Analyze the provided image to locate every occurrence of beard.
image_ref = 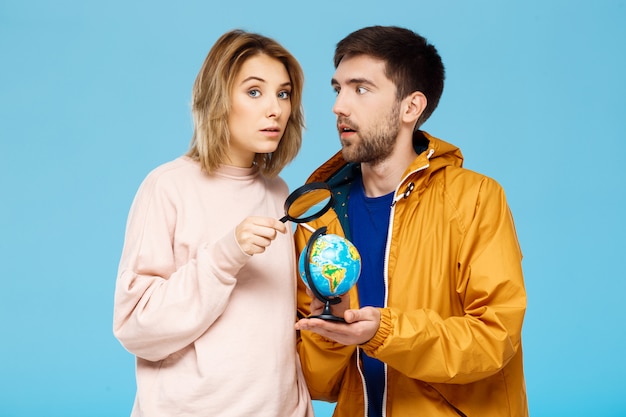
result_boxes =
[339,102,400,165]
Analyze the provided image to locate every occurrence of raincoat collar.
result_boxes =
[306,130,464,192]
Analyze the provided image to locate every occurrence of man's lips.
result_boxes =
[338,123,356,139]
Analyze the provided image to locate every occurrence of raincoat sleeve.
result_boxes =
[113,171,248,362]
[361,177,526,384]
[294,224,357,401]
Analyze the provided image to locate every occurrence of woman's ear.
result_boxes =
[402,91,427,125]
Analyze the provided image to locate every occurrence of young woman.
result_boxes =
[113,30,313,417]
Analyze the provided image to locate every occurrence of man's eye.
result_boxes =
[356,86,367,94]
[248,89,261,98]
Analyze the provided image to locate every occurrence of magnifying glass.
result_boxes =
[279,182,334,231]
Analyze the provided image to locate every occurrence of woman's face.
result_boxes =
[226,54,292,168]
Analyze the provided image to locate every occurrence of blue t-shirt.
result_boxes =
[348,177,393,417]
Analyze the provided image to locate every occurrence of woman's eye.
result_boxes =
[248,89,261,98]
[278,90,291,100]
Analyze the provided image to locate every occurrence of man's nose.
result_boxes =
[332,92,349,117]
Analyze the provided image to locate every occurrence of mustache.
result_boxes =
[337,117,358,131]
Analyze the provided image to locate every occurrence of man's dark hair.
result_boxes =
[334,26,445,127]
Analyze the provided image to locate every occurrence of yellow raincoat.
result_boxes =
[295,132,528,416]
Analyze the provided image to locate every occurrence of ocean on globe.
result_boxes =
[298,233,361,298]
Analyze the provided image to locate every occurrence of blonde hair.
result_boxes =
[186,30,305,177]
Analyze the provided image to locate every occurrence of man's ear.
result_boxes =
[402,92,427,125]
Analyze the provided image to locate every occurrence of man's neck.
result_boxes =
[360,132,418,198]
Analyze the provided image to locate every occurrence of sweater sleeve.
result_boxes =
[361,177,526,384]
[113,170,249,362]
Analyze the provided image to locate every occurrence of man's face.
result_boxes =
[331,55,400,164]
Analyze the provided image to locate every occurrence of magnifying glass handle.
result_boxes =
[300,223,316,233]
[279,215,316,233]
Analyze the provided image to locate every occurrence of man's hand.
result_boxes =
[307,287,351,318]
[295,306,381,346]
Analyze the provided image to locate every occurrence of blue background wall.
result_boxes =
[1,1,625,416]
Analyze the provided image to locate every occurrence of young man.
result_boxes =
[295,26,528,417]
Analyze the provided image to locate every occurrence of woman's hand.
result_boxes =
[235,216,287,255]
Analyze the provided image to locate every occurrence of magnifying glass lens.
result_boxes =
[287,189,331,220]
[281,182,334,224]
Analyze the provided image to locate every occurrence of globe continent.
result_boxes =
[298,233,361,298]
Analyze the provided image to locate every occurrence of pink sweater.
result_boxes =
[113,157,312,416]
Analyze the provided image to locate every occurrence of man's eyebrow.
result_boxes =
[331,77,377,87]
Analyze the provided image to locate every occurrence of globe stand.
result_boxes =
[313,297,345,322]
[303,226,346,323]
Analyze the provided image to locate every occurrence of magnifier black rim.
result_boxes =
[284,182,334,224]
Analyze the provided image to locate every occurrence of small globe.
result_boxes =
[298,233,361,298]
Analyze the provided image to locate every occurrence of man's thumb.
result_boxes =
[344,309,358,323]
